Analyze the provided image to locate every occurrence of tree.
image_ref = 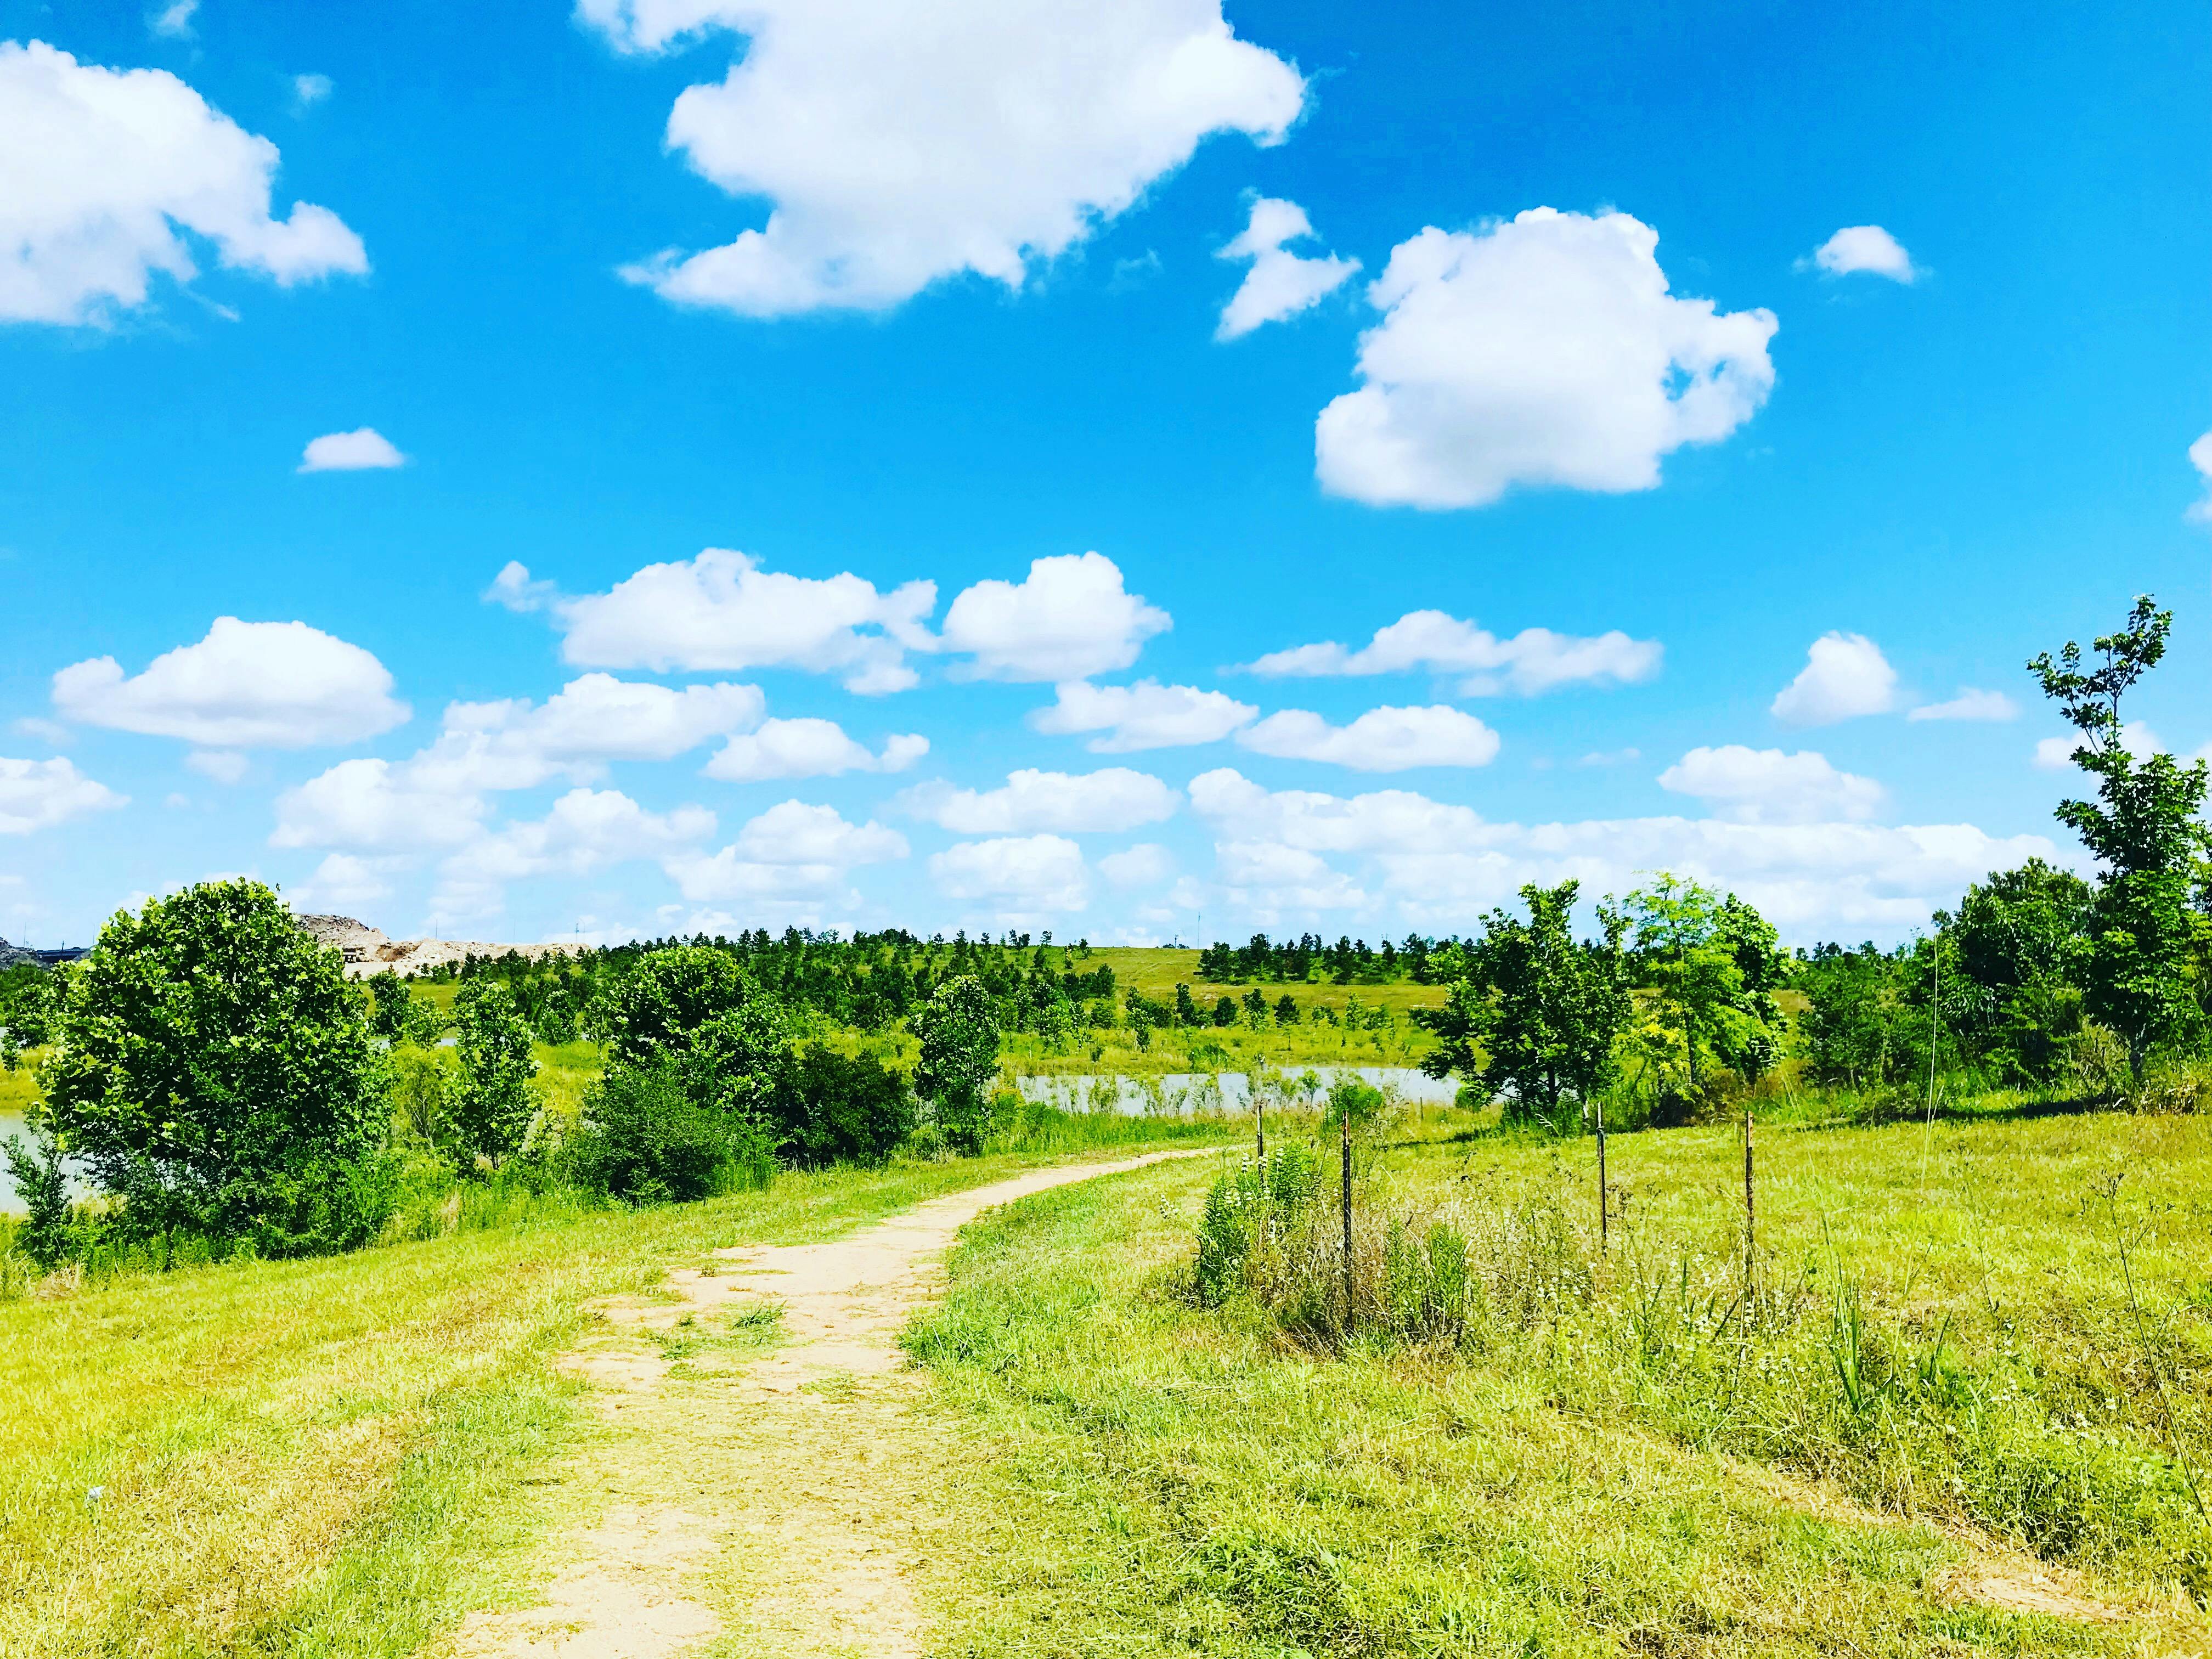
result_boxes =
[595,946,748,1066]
[789,1046,916,1169]
[449,978,539,1167]
[1941,858,2094,1082]
[1274,994,1301,1026]
[1414,881,1632,1130]
[2029,595,2211,1083]
[1174,983,1200,1027]
[365,970,413,1043]
[37,881,393,1254]
[915,975,1001,1154]
[1212,995,1239,1027]
[1621,874,1786,1109]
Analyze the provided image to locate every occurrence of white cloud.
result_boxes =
[703,718,926,782]
[292,74,334,111]
[0,41,368,326]
[291,852,400,912]
[664,800,907,903]
[1187,767,2062,936]
[930,834,1089,912]
[1099,842,1174,888]
[273,757,488,851]
[1804,224,1917,283]
[582,0,1304,317]
[1244,609,1662,696]
[1770,632,1899,725]
[435,788,716,924]
[1236,704,1500,771]
[2034,722,2167,770]
[1215,196,1357,340]
[298,427,403,472]
[941,552,1169,682]
[2033,736,2075,771]
[496,550,936,694]
[2187,431,2212,526]
[901,767,1178,834]
[11,717,70,747]
[1029,679,1255,752]
[186,748,249,784]
[1909,689,2018,723]
[0,755,128,834]
[1657,745,1884,826]
[1314,209,1776,509]
[149,1,198,40]
[54,618,409,748]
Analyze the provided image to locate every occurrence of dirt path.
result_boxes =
[440,1151,1210,1659]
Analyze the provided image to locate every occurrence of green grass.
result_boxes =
[904,1103,2212,1656]
[0,1153,1170,1658]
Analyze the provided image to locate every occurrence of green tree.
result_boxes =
[449,978,539,1166]
[364,970,413,1043]
[37,881,393,1254]
[1622,874,1786,1107]
[789,1046,916,1169]
[1940,858,2094,1082]
[1414,881,1632,1130]
[2029,596,2211,1084]
[1174,983,1200,1026]
[595,946,748,1066]
[1212,994,1239,1028]
[1273,993,1301,1026]
[915,975,1001,1154]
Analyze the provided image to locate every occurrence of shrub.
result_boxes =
[449,978,539,1167]
[788,1045,915,1169]
[567,1057,775,1204]
[37,881,390,1253]
[595,946,749,1066]
[1,1130,75,1271]
[915,975,1002,1154]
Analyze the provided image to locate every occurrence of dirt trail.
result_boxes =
[442,1151,1209,1659]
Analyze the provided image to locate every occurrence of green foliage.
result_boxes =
[915,974,1002,1154]
[594,944,750,1065]
[787,1045,915,1169]
[1622,873,1786,1114]
[388,1043,458,1146]
[1415,879,1631,1130]
[1,1131,74,1270]
[448,979,539,1168]
[566,1056,774,1203]
[2031,595,2212,1081]
[1192,1146,1323,1306]
[0,963,55,1048]
[36,881,393,1254]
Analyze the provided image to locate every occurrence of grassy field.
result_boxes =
[904,1103,2212,1656]
[0,1150,1251,1659]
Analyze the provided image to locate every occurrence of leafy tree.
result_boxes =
[1273,994,1301,1026]
[0,963,56,1053]
[1622,874,1786,1107]
[1240,987,1270,1028]
[1940,858,2094,1082]
[2029,595,2211,1082]
[1174,983,1200,1027]
[1796,948,1901,1088]
[915,975,1002,1154]
[365,970,413,1043]
[1212,995,1239,1028]
[37,881,393,1254]
[1,1132,75,1270]
[1414,881,1632,1130]
[595,946,748,1066]
[567,1057,774,1203]
[448,978,539,1166]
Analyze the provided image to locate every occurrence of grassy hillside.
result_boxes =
[907,1103,2212,1655]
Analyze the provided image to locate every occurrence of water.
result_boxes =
[0,1113,22,1213]
[1010,1065,1455,1116]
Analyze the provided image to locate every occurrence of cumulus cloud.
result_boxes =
[0,41,368,326]
[664,800,907,903]
[1656,745,1884,825]
[291,74,333,110]
[1099,842,1175,888]
[1770,632,1900,725]
[273,757,488,850]
[54,618,409,748]
[703,718,927,782]
[1314,208,1776,509]
[930,834,1090,912]
[1804,224,1917,283]
[1187,766,2059,935]
[581,0,1304,317]
[1215,196,1357,340]
[1909,689,2018,723]
[298,428,403,472]
[494,549,937,694]
[0,755,128,834]
[291,852,401,912]
[149,1,198,39]
[901,767,1178,834]
[941,552,1169,682]
[1029,679,1255,752]
[186,749,250,784]
[2187,432,2212,526]
[1236,704,1500,771]
[435,789,716,924]
[1244,608,1661,696]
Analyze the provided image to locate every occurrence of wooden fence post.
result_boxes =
[1742,1107,1756,1300]
[1340,1099,1353,1323]
[1596,1094,1608,1256]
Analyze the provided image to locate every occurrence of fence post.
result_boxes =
[1596,1094,1608,1256]
[1742,1107,1756,1300]
[1340,1098,1353,1323]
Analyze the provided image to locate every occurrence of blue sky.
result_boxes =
[2,0,2207,950]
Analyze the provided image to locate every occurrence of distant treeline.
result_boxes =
[1196,934,1449,985]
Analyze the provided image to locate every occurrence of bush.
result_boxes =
[37,881,390,1253]
[788,1046,915,1169]
[567,1057,775,1204]
[1,1130,75,1271]
[449,978,539,1167]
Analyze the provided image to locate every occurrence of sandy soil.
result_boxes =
[440,1151,1209,1659]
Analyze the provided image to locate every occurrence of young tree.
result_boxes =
[1621,874,1786,1106]
[449,978,539,1166]
[1414,881,1632,1130]
[595,946,748,1065]
[2029,595,2211,1083]
[37,881,392,1253]
[1940,858,2094,1081]
[365,970,413,1043]
[915,975,1002,1154]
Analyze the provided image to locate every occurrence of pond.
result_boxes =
[1010,1065,1457,1116]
